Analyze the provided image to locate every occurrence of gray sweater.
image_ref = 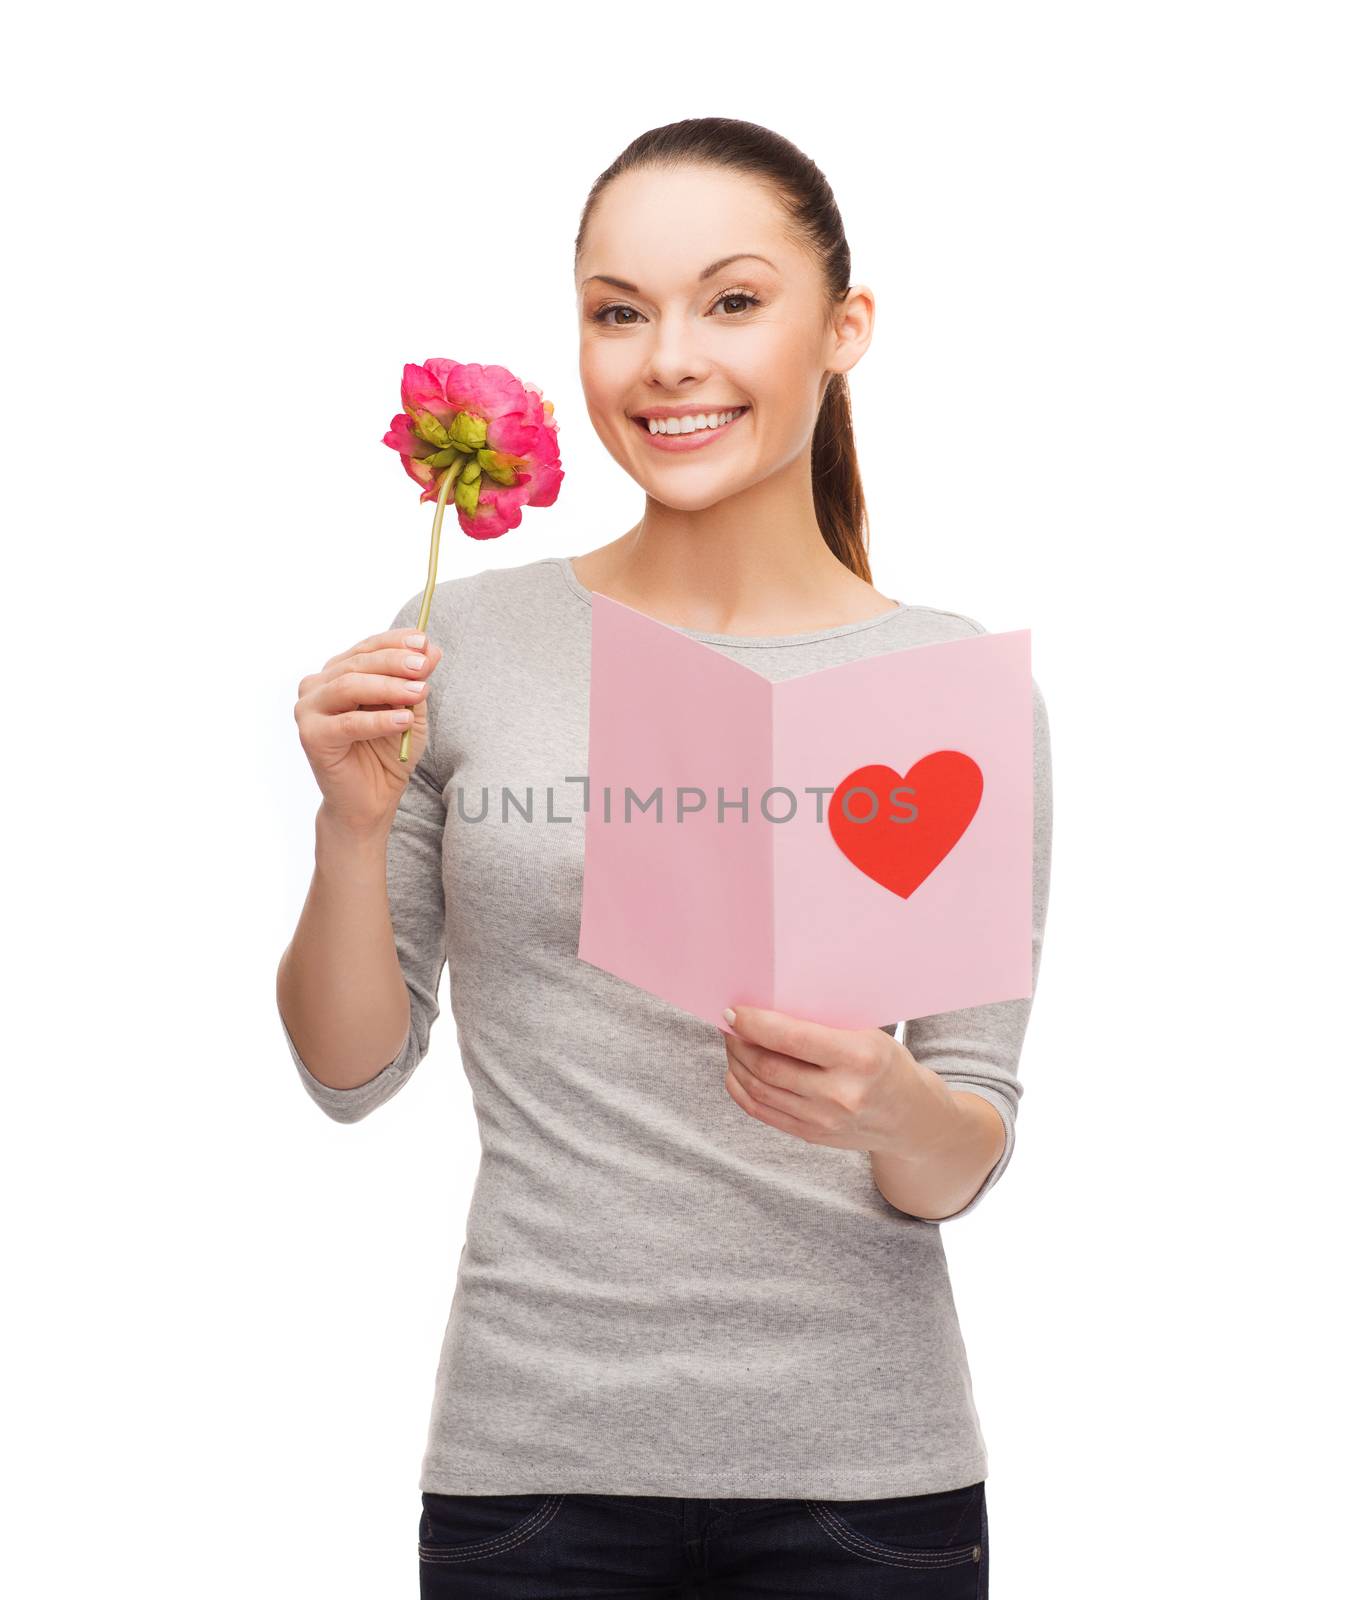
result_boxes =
[279,555,1053,1498]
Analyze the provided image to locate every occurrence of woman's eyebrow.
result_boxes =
[580,253,777,294]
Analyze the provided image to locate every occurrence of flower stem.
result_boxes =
[399,458,461,764]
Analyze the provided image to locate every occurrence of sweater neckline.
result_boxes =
[551,556,910,649]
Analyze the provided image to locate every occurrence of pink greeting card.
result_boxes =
[577,593,1034,1032]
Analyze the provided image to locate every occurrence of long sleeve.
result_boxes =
[900,670,1054,1220]
[279,589,453,1124]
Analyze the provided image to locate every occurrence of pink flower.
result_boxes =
[381,359,564,763]
[383,358,563,540]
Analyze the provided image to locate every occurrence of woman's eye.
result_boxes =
[590,290,761,326]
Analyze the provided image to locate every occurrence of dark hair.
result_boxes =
[574,117,871,583]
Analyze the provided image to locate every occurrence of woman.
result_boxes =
[277,116,1052,1599]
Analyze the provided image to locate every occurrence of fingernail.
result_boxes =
[405,633,427,648]
[722,1007,736,1025]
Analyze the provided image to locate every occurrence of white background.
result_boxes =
[4,3,1363,1594]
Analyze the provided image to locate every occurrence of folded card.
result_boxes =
[577,593,1035,1033]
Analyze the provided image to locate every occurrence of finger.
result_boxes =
[725,1045,821,1117]
[320,641,443,687]
[300,703,420,750]
[307,669,432,715]
[321,626,439,673]
[724,1034,823,1100]
[726,1004,864,1072]
[300,639,442,701]
[724,1064,823,1141]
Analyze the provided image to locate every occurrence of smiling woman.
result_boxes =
[571,141,885,620]
[278,115,1047,1600]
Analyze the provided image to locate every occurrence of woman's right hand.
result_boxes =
[293,625,445,836]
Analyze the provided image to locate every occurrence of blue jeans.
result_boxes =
[418,1482,988,1597]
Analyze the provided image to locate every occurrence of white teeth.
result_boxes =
[645,409,744,435]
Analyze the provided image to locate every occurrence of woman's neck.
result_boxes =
[569,519,898,639]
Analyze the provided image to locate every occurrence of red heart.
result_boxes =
[828,751,983,899]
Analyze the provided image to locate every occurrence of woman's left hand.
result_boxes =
[720,1003,956,1156]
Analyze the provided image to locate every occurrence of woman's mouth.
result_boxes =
[631,406,750,453]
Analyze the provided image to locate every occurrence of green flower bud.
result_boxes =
[423,447,458,472]
[450,410,489,451]
[455,473,482,513]
[413,411,452,449]
[477,448,520,487]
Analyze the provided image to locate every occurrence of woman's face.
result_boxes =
[577,165,863,511]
